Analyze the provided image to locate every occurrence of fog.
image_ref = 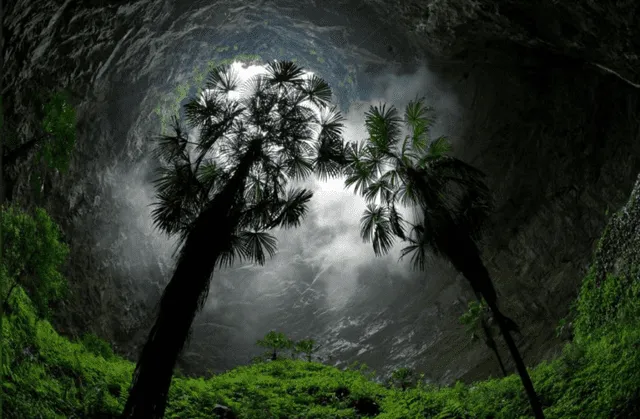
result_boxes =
[107,58,464,370]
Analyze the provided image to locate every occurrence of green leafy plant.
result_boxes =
[460,299,508,377]
[80,333,114,360]
[294,338,321,362]
[388,367,416,391]
[39,90,77,173]
[257,331,295,361]
[0,206,68,318]
[3,90,77,202]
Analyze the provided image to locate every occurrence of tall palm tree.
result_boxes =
[344,99,545,418]
[121,61,346,418]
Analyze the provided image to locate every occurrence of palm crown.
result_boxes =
[344,98,492,269]
[345,99,545,418]
[151,61,346,266]
[122,61,347,418]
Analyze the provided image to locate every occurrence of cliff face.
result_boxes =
[4,0,640,382]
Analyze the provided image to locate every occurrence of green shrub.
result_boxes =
[80,332,114,360]
[0,206,69,318]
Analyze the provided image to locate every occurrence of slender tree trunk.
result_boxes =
[122,146,259,419]
[481,318,508,377]
[488,300,545,418]
[446,232,545,418]
[471,291,508,378]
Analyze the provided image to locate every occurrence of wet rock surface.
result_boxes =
[4,0,640,383]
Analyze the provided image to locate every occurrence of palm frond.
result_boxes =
[152,116,190,164]
[428,135,452,158]
[217,233,246,269]
[404,98,433,151]
[389,204,406,240]
[283,153,314,180]
[150,189,195,237]
[206,64,240,95]
[196,101,244,157]
[238,230,278,265]
[399,224,432,271]
[195,158,227,197]
[312,141,344,180]
[363,178,392,203]
[359,204,395,256]
[365,104,402,151]
[240,74,273,99]
[301,74,332,107]
[316,105,345,141]
[184,93,223,128]
[343,141,379,196]
[268,187,313,229]
[265,60,305,87]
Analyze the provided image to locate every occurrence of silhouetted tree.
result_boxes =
[256,331,294,361]
[122,61,346,418]
[389,367,416,391]
[293,338,320,362]
[345,98,545,418]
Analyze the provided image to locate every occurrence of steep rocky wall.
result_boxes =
[592,174,640,281]
[4,0,640,384]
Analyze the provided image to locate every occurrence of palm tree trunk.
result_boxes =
[121,146,259,418]
[445,232,545,418]
[487,300,545,418]
[471,290,508,378]
[481,318,508,377]
[121,201,234,418]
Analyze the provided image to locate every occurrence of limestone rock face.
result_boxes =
[4,0,640,382]
[592,174,640,281]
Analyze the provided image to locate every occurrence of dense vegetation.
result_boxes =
[1,205,640,418]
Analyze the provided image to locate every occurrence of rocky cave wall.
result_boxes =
[4,0,640,383]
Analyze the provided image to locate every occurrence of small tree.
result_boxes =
[389,367,416,391]
[460,299,508,377]
[256,331,294,361]
[346,99,544,418]
[2,90,77,201]
[293,338,321,362]
[0,206,69,317]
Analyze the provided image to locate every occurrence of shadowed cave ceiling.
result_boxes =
[4,0,640,383]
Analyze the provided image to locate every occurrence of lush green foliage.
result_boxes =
[256,331,294,361]
[293,338,320,362]
[0,206,69,318]
[39,91,77,173]
[388,367,418,391]
[3,277,640,418]
[3,207,640,418]
[459,300,487,340]
[80,332,115,360]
